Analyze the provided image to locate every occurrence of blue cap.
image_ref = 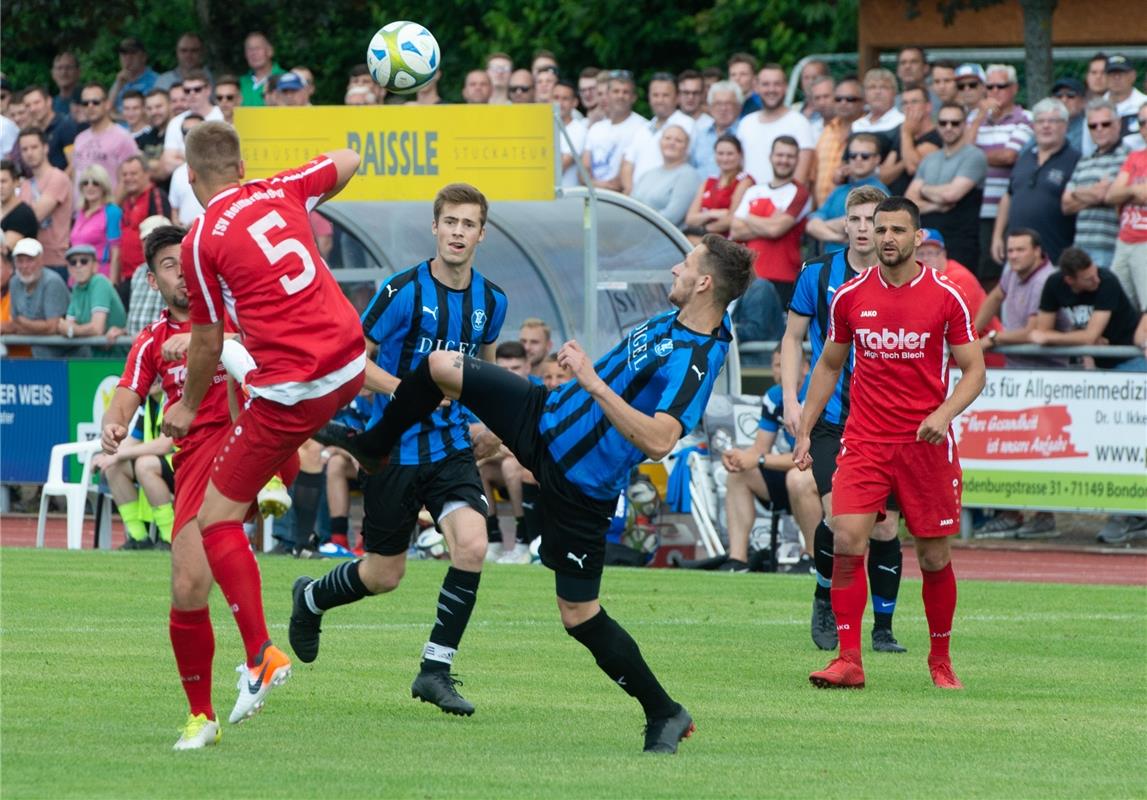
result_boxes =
[954,63,986,84]
[919,228,945,248]
[277,71,306,92]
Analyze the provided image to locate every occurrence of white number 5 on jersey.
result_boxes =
[247,210,316,295]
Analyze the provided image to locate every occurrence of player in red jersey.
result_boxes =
[160,122,366,724]
[100,225,299,749]
[793,196,986,690]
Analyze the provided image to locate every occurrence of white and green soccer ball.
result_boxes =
[366,21,441,94]
[415,529,449,559]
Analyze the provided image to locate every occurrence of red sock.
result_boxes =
[170,606,215,720]
[331,533,349,549]
[200,521,269,666]
[921,561,957,664]
[830,554,867,663]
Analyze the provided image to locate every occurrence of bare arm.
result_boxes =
[780,312,812,437]
[619,159,635,195]
[917,341,985,444]
[879,149,906,187]
[743,212,799,239]
[794,149,814,186]
[318,149,362,205]
[921,176,977,205]
[905,177,948,215]
[1106,169,1137,206]
[986,148,1018,168]
[13,315,63,334]
[559,340,681,460]
[792,339,849,469]
[99,386,143,455]
[1031,309,1112,345]
[991,192,1011,264]
[67,310,109,337]
[974,286,1005,333]
[806,215,846,243]
[683,181,710,227]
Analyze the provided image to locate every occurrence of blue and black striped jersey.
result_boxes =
[788,249,860,427]
[539,309,732,501]
[361,260,508,465]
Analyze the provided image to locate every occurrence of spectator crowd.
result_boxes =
[2,36,1146,545]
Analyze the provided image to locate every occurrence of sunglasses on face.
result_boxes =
[847,152,876,160]
[216,93,237,101]
[183,84,207,94]
[1088,120,1114,130]
[509,86,531,93]
[956,82,980,90]
[80,98,104,106]
[937,119,964,127]
[79,179,101,187]
[67,257,93,266]
[834,95,861,102]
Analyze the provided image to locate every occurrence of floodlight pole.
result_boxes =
[554,110,599,358]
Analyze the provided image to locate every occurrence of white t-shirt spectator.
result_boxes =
[584,112,647,183]
[560,117,589,188]
[168,163,204,225]
[624,111,696,188]
[851,107,906,134]
[737,109,815,185]
[163,106,225,155]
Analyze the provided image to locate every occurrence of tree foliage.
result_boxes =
[1,0,857,105]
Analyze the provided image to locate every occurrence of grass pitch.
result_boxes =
[1,549,1144,799]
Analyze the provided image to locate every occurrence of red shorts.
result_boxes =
[831,434,962,538]
[210,375,363,505]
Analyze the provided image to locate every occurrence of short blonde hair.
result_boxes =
[520,317,551,341]
[185,121,242,182]
[78,163,112,206]
[863,68,897,90]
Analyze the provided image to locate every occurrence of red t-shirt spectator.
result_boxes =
[119,183,171,281]
[732,180,812,283]
[940,258,1005,367]
[1117,150,1147,244]
[699,172,752,213]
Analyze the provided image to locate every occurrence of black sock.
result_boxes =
[310,559,372,611]
[357,358,444,456]
[522,483,542,542]
[330,516,349,537]
[566,608,678,720]
[813,520,834,601]
[486,514,502,544]
[867,537,902,631]
[291,471,324,548]
[421,567,481,672]
[514,516,528,545]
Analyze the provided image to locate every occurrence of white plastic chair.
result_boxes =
[687,450,726,558]
[36,439,107,550]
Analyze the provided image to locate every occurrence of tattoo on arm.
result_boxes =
[453,354,465,369]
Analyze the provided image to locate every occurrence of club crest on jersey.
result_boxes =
[654,338,674,357]
[471,309,487,332]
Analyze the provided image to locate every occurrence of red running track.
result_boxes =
[5,515,1145,586]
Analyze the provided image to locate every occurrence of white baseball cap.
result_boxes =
[12,238,43,258]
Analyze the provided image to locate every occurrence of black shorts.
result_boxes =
[810,420,899,513]
[810,420,845,497]
[160,458,175,494]
[459,358,617,580]
[361,449,488,557]
[759,466,791,512]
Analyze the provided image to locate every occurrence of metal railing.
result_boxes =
[736,340,1144,362]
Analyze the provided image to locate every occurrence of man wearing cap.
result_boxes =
[969,64,1033,285]
[277,72,311,107]
[954,63,987,117]
[110,37,159,113]
[1049,77,1087,153]
[1063,98,1130,268]
[56,244,127,356]
[5,237,70,357]
[1103,54,1146,152]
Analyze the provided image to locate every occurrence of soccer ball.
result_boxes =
[366,21,441,94]
[415,529,449,559]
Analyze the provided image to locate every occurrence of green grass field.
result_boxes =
[1,549,1144,799]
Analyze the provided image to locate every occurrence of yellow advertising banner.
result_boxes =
[233,104,557,202]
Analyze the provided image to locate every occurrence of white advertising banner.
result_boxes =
[951,369,1147,513]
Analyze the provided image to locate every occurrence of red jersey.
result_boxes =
[828,263,977,443]
[118,310,232,450]
[184,156,365,406]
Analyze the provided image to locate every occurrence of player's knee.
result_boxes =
[358,555,404,593]
[916,540,950,572]
[171,564,212,607]
[872,516,900,541]
[135,454,161,477]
